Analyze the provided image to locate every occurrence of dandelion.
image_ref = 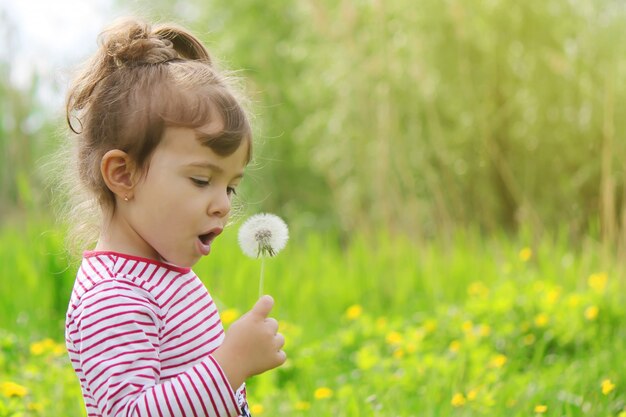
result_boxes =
[294,401,311,410]
[393,348,405,359]
[490,354,507,368]
[519,247,532,262]
[238,213,289,296]
[0,381,28,398]
[545,288,561,305]
[423,319,437,333]
[468,281,489,297]
[220,308,240,326]
[534,404,548,413]
[345,304,363,320]
[449,340,462,353]
[462,320,473,333]
[534,313,549,328]
[30,338,57,356]
[385,331,403,346]
[250,404,264,414]
[584,305,599,321]
[451,393,466,407]
[27,403,43,411]
[588,272,608,293]
[523,334,536,345]
[601,379,615,395]
[467,389,478,401]
[479,324,491,337]
[314,387,333,400]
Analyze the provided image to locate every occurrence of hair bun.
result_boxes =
[101,19,179,67]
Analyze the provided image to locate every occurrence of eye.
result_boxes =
[227,187,237,197]
[191,177,210,187]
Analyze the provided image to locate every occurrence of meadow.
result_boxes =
[1,0,626,415]
[0,220,624,416]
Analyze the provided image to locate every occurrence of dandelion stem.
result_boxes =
[259,256,265,297]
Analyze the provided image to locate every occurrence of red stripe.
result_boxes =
[160,318,221,354]
[210,355,240,411]
[194,364,220,415]
[161,297,215,340]
[182,372,209,416]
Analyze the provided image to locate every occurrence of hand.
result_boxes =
[212,295,286,388]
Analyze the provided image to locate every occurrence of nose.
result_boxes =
[208,188,232,218]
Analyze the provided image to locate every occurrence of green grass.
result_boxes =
[0,221,625,416]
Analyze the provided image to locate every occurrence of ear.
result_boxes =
[100,150,138,199]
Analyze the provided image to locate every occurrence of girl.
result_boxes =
[63,17,285,417]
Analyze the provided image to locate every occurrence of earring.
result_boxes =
[124,194,129,202]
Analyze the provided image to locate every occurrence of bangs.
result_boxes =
[157,69,252,160]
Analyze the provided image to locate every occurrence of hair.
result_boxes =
[60,17,252,255]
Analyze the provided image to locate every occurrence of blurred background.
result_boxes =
[1,0,625,415]
[2,0,625,242]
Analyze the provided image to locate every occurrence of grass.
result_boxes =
[0,220,624,416]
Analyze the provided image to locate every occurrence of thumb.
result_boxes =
[250,295,274,318]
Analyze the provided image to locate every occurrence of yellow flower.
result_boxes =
[345,304,363,320]
[221,308,240,326]
[53,344,66,356]
[567,294,582,307]
[588,272,608,293]
[462,320,473,333]
[386,331,403,346]
[451,392,466,407]
[423,319,437,333]
[468,281,489,297]
[534,313,549,328]
[467,389,478,401]
[601,379,615,395]
[375,317,388,331]
[545,288,561,305]
[314,387,333,400]
[519,247,532,262]
[618,411,626,417]
[294,401,311,410]
[490,354,507,368]
[584,305,599,321]
[393,348,405,359]
[0,381,28,398]
[27,402,43,411]
[250,404,264,414]
[449,340,461,353]
[523,334,536,345]
[30,338,58,356]
[534,404,548,413]
[479,324,492,337]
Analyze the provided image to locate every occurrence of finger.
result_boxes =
[265,317,279,334]
[251,295,274,318]
[276,350,287,366]
[275,333,285,350]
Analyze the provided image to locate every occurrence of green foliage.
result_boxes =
[0,222,625,416]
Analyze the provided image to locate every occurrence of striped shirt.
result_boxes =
[65,251,249,417]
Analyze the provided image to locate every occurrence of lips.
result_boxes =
[196,227,223,256]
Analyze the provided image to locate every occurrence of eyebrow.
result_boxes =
[187,162,245,179]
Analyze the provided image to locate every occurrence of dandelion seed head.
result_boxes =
[238,213,289,258]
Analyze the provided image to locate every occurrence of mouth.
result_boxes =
[197,227,223,256]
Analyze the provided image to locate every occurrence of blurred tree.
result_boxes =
[0,9,53,221]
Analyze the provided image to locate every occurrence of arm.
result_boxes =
[67,281,240,417]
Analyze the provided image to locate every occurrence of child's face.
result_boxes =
[125,125,248,267]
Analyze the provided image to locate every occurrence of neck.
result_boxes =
[95,210,160,261]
